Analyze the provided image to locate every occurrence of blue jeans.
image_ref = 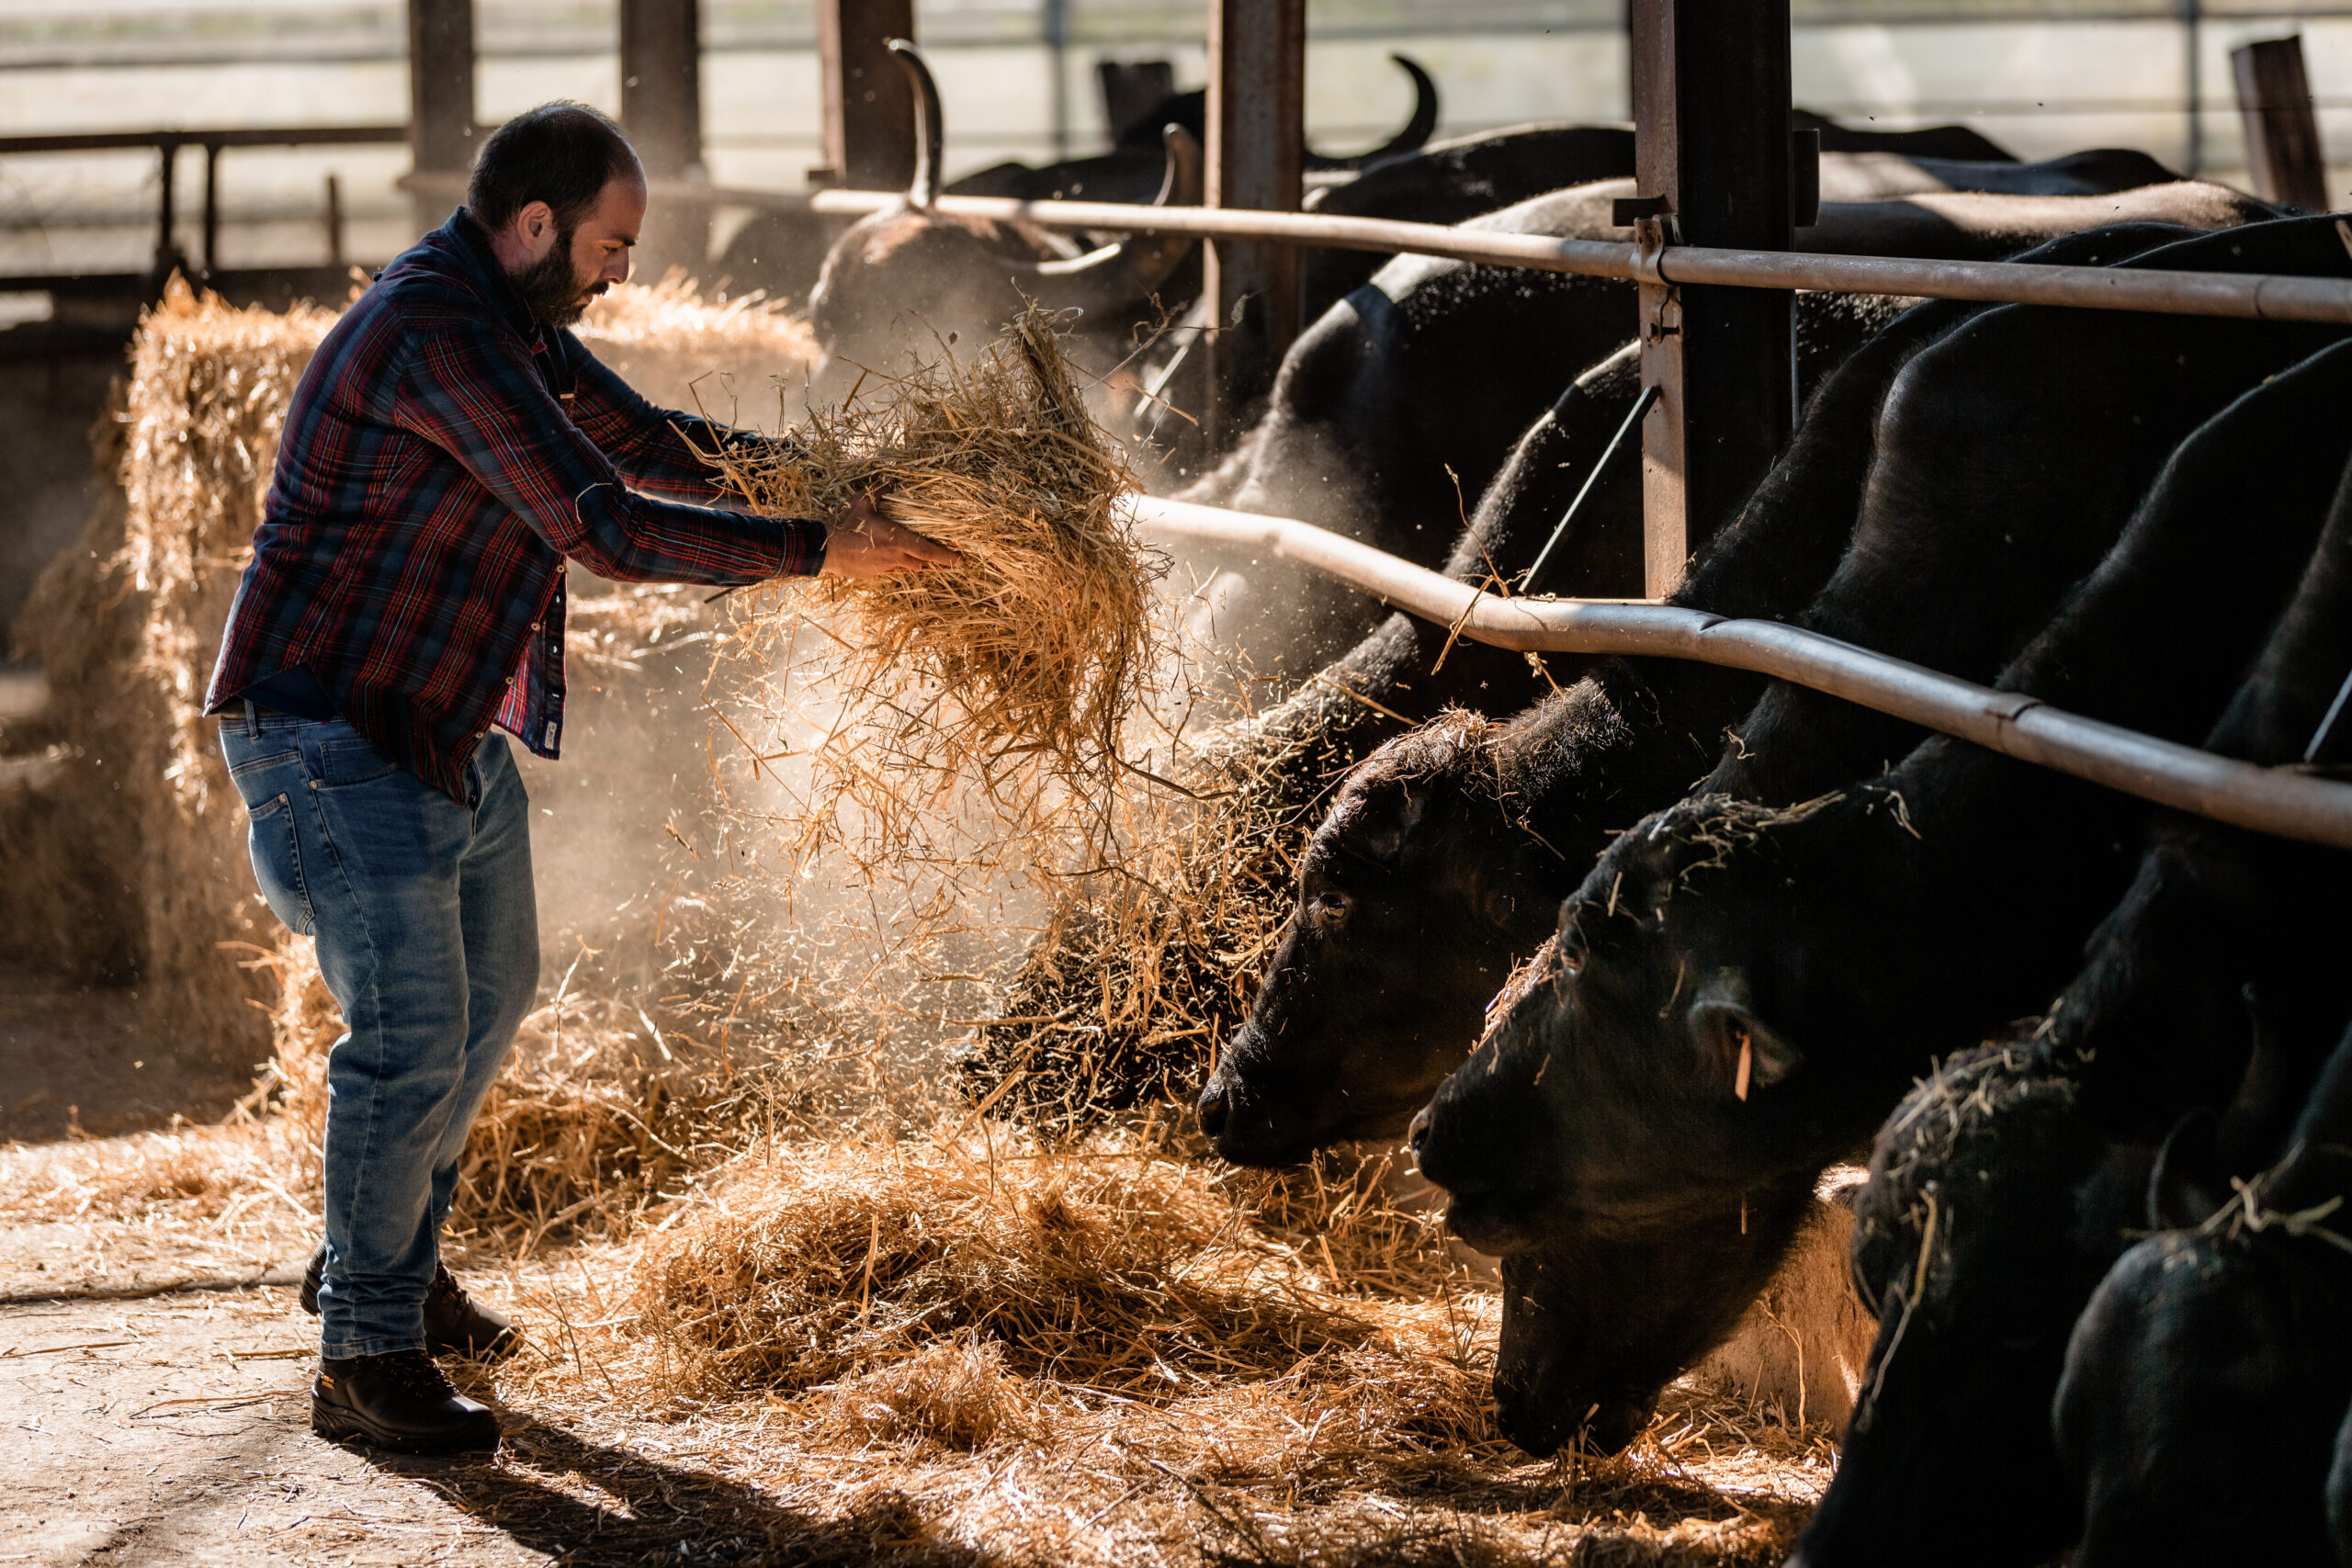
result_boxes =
[220,710,538,1358]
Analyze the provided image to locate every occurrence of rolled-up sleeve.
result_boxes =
[394,315,826,583]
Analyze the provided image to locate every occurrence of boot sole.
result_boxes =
[311,1395,500,1456]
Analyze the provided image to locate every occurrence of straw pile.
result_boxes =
[710,301,1162,867]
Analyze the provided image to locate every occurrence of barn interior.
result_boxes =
[6,4,2352,1565]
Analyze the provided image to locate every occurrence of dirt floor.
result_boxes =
[0,959,1838,1567]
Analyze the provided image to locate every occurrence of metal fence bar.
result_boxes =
[1134,495,2352,850]
[410,174,2352,326]
[0,127,409,154]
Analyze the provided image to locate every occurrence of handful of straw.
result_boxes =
[710,303,1160,800]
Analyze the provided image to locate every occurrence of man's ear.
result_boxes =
[1686,971,1801,1100]
[515,198,558,256]
[1346,777,1427,864]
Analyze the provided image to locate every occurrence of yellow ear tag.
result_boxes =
[1734,1031,1753,1101]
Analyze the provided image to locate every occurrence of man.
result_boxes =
[205,102,950,1457]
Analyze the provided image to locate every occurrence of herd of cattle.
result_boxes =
[778,52,2352,1568]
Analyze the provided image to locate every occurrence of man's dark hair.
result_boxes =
[467,101,641,232]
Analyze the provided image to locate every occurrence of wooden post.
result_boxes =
[406,0,476,237]
[1203,0,1305,447]
[816,0,916,190]
[2233,35,2330,213]
[1630,0,1795,599]
[621,0,706,276]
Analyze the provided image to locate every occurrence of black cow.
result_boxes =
[1194,218,2255,1168]
[1406,215,2352,1461]
[2055,1011,2352,1568]
[1176,177,2270,681]
[961,288,1906,1124]
[1804,355,2352,1568]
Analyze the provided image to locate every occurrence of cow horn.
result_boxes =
[885,39,944,208]
[1304,54,1439,172]
[1023,124,1202,311]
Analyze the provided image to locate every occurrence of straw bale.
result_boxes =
[575,269,820,415]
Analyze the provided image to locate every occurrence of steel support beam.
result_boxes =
[621,0,706,276]
[1203,0,1305,447]
[407,0,475,238]
[1629,0,1794,598]
[2233,35,2330,213]
[817,0,916,191]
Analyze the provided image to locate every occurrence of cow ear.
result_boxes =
[2149,1106,2224,1230]
[1687,972,1800,1100]
[1350,778,1428,863]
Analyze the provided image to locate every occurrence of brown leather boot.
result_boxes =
[300,1246,525,1363]
[311,1348,499,1455]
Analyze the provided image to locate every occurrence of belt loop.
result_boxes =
[243,697,262,739]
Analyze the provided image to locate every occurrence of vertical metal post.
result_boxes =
[1044,0,1071,162]
[201,141,221,277]
[1202,0,1305,448]
[621,0,706,276]
[325,173,346,270]
[2233,35,2330,212]
[2183,0,2204,175]
[153,140,181,285]
[1630,0,1795,599]
[817,0,917,190]
[406,0,476,237]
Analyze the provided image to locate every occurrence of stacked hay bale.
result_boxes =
[0,275,819,1081]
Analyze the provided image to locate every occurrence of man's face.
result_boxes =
[507,174,647,327]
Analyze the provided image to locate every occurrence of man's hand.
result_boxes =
[819,493,958,579]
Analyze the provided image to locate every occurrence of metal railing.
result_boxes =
[0,125,403,285]
[1135,497,2352,850]
[400,170,2352,324]
[389,169,2352,842]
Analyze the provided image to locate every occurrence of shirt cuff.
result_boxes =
[776,515,828,578]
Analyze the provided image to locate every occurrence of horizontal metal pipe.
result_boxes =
[394,171,2352,324]
[1,126,409,154]
[1134,495,2352,850]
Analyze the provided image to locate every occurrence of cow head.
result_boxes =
[1407,790,1894,1454]
[1196,685,1645,1168]
[1194,711,1563,1166]
[1488,1174,1817,1456]
[807,41,1202,387]
[1792,1044,2120,1568]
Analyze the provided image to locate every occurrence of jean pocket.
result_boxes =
[244,791,316,937]
[226,747,303,806]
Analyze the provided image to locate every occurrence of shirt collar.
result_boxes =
[438,207,541,340]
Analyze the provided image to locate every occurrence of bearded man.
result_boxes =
[204,101,949,1456]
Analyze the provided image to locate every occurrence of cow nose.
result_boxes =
[1407,1103,1434,1157]
[1196,1081,1229,1139]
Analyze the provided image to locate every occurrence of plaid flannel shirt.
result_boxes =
[206,209,823,801]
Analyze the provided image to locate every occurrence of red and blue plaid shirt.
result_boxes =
[206,209,822,800]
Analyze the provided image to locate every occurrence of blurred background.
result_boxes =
[6,1,2352,300]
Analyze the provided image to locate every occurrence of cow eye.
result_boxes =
[1308,889,1354,931]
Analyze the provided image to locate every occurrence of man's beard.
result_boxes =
[510,224,605,326]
